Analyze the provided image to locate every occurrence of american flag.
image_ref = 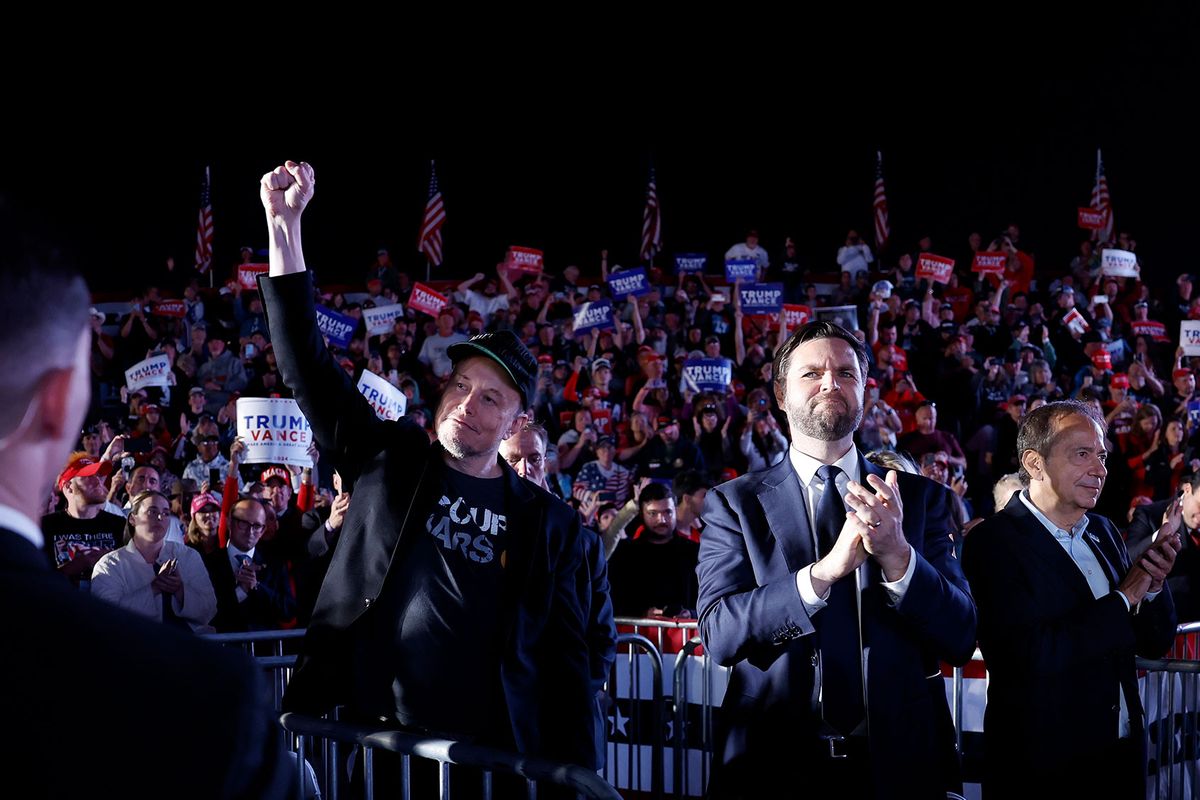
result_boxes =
[640,166,662,262]
[1090,148,1114,244]
[417,160,446,266]
[194,166,214,273]
[873,151,889,252]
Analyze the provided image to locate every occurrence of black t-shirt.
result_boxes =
[607,534,700,617]
[356,463,510,739]
[40,510,126,579]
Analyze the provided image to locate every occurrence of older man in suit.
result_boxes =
[963,400,1179,797]
[697,320,976,798]
[1127,470,1200,623]
[0,214,291,797]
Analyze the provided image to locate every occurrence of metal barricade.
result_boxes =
[281,713,623,800]
[1171,622,1200,659]
[1138,657,1200,800]
[671,637,717,799]
[607,632,665,800]
[203,628,305,709]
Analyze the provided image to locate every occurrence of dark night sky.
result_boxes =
[5,19,1196,298]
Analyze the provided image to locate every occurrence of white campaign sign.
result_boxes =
[1100,249,1139,278]
[124,354,171,392]
[1181,321,1200,357]
[356,369,408,421]
[235,397,314,466]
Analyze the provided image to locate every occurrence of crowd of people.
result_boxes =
[64,216,1200,629]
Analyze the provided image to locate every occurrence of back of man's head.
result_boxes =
[0,204,91,503]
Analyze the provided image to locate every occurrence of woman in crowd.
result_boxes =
[185,492,222,555]
[91,490,217,633]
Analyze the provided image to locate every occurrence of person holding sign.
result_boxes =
[696,321,974,798]
[256,161,614,778]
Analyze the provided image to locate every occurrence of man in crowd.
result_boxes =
[258,160,612,780]
[697,320,975,797]
[0,210,292,796]
[607,482,699,618]
[42,453,127,589]
[963,400,1178,796]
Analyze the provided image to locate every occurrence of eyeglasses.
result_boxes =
[231,516,266,534]
[199,437,220,445]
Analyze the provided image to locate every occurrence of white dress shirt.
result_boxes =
[788,445,916,614]
[0,503,43,550]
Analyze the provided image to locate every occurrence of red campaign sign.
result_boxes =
[916,254,955,284]
[783,304,811,328]
[507,246,544,273]
[151,300,186,318]
[591,408,612,436]
[407,282,449,318]
[1078,207,1107,230]
[1132,320,1170,342]
[972,252,1007,275]
[237,264,270,290]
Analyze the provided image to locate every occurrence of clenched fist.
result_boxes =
[260,160,315,226]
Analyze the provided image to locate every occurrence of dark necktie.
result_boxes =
[813,465,865,736]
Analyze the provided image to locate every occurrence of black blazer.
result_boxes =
[696,452,976,798]
[1128,497,1200,623]
[261,271,615,769]
[0,527,293,798]
[203,547,297,633]
[962,493,1177,795]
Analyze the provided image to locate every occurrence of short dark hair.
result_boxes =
[772,321,869,401]
[1016,400,1105,487]
[0,205,90,436]
[639,482,674,508]
[672,469,710,502]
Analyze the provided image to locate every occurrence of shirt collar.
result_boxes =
[788,443,861,487]
[1019,490,1090,539]
[228,542,256,561]
[0,503,43,550]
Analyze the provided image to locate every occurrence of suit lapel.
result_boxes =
[1081,516,1122,589]
[755,455,815,573]
[1004,494,1099,602]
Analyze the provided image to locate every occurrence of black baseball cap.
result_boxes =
[447,331,538,406]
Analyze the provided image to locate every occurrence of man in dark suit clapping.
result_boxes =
[696,320,976,798]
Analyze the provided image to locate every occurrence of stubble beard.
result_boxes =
[790,395,863,441]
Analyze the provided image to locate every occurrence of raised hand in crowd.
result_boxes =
[327,491,351,533]
[100,434,126,465]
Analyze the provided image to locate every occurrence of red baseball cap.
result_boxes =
[57,455,113,494]
[259,466,290,485]
[1092,350,1112,370]
[1174,368,1193,380]
[1110,373,1130,389]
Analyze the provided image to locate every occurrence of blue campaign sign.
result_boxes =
[573,300,615,335]
[675,253,707,274]
[739,283,784,314]
[315,304,357,349]
[606,267,651,298]
[682,358,733,393]
[725,258,758,281]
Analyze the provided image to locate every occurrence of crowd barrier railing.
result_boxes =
[212,621,1200,799]
[280,712,623,800]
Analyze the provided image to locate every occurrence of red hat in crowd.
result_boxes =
[57,454,113,494]
[1174,368,1193,380]
[1111,373,1130,389]
[1091,349,1112,370]
[260,466,290,485]
[865,377,878,389]
[190,492,222,517]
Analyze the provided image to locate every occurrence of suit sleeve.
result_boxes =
[582,526,617,695]
[1124,506,1159,561]
[259,272,415,482]
[890,478,978,665]
[696,484,814,668]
